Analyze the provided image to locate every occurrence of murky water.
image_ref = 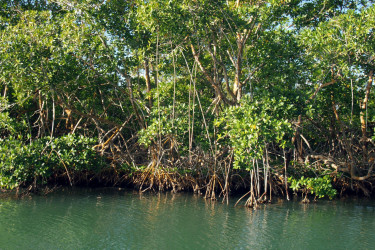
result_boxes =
[1,188,374,249]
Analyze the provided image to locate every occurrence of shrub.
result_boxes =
[0,134,105,189]
[289,175,337,200]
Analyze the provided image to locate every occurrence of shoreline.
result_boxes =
[1,176,374,202]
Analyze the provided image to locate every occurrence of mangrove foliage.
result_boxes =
[1,0,375,206]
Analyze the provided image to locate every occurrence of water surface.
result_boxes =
[1,188,374,249]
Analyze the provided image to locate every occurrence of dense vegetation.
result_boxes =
[1,0,374,206]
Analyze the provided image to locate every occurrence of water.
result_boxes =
[1,188,375,250]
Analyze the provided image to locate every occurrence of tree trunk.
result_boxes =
[331,96,355,178]
[234,35,245,103]
[360,70,373,161]
[2,85,7,98]
[144,58,152,109]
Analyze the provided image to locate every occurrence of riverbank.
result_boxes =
[1,134,373,207]
[2,166,374,205]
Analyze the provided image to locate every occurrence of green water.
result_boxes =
[1,188,375,249]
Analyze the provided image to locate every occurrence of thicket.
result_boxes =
[1,0,375,206]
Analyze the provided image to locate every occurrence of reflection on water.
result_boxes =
[1,188,375,249]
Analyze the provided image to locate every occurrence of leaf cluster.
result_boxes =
[216,96,295,170]
[289,175,337,199]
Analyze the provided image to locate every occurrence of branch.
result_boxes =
[54,93,122,128]
[308,79,337,103]
[190,43,236,105]
[206,41,237,102]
